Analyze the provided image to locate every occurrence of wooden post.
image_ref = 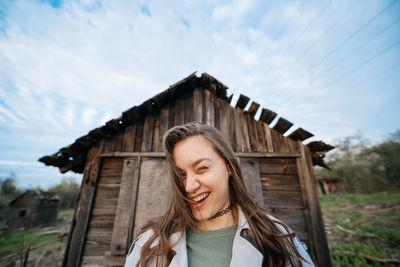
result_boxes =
[110,158,138,256]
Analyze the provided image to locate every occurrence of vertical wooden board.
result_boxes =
[133,158,172,237]
[239,158,264,208]
[111,132,124,152]
[214,95,221,132]
[123,124,136,152]
[239,111,251,152]
[255,121,267,152]
[134,120,144,152]
[157,106,169,152]
[246,114,260,152]
[193,88,203,123]
[64,141,104,267]
[152,111,160,152]
[229,106,236,150]
[263,124,274,152]
[175,95,185,126]
[110,158,137,256]
[286,137,299,153]
[168,100,176,129]
[141,114,154,152]
[233,108,244,152]
[204,90,215,127]
[184,90,194,123]
[271,128,289,152]
[298,143,332,267]
[216,98,232,146]
[267,208,308,240]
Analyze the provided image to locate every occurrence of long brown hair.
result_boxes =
[136,123,306,266]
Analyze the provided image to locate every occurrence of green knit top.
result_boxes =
[186,224,238,267]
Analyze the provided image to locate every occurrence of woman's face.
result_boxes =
[173,135,231,223]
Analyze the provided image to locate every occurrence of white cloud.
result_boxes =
[0,0,399,188]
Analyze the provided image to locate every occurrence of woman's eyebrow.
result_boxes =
[192,158,211,167]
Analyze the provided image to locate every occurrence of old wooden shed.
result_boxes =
[39,73,333,267]
[7,190,59,229]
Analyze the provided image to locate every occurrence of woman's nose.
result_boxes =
[185,173,200,193]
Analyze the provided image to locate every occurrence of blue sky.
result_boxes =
[0,0,399,189]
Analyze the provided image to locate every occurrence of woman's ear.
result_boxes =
[226,164,232,176]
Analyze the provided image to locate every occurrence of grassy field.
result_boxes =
[1,194,399,266]
[320,192,400,266]
[0,209,73,265]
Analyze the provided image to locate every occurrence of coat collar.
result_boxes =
[168,206,263,267]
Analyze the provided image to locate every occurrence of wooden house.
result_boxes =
[7,190,59,229]
[317,177,345,195]
[39,73,333,267]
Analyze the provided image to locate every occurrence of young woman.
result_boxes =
[124,123,314,267]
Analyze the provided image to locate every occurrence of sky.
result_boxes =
[0,0,399,189]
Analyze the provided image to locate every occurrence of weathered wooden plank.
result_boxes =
[273,117,293,135]
[82,256,105,266]
[134,119,144,152]
[98,176,121,184]
[204,89,215,127]
[99,167,122,177]
[247,101,260,117]
[271,128,289,152]
[233,108,244,152]
[142,114,154,152]
[267,208,308,240]
[111,158,138,256]
[193,88,203,123]
[239,158,264,208]
[288,127,314,142]
[263,190,303,208]
[101,158,123,169]
[255,121,267,152]
[261,174,300,191]
[134,158,172,237]
[258,158,298,175]
[152,113,160,153]
[216,97,232,146]
[239,110,251,152]
[175,95,185,126]
[246,114,262,152]
[122,124,136,152]
[157,105,169,152]
[184,90,194,123]
[296,142,332,267]
[235,94,250,109]
[63,141,104,267]
[262,124,274,152]
[259,108,277,125]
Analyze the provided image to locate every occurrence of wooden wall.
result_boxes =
[63,88,331,267]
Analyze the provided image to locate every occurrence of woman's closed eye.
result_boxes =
[196,166,209,172]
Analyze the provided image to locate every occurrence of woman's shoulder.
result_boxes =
[125,229,156,267]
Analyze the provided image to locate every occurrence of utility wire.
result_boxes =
[295,0,362,62]
[329,37,400,85]
[231,0,307,95]
[314,15,400,83]
[283,0,332,54]
[295,0,398,81]
[276,0,306,41]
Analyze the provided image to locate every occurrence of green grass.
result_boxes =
[0,208,73,260]
[320,192,400,266]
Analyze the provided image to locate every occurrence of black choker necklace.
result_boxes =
[208,204,233,220]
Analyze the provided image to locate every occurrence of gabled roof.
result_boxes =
[39,72,333,173]
[9,190,59,206]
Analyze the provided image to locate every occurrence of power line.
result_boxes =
[329,37,400,85]
[275,0,306,41]
[314,15,400,83]
[283,0,332,54]
[295,0,398,81]
[231,1,310,95]
[295,0,362,62]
